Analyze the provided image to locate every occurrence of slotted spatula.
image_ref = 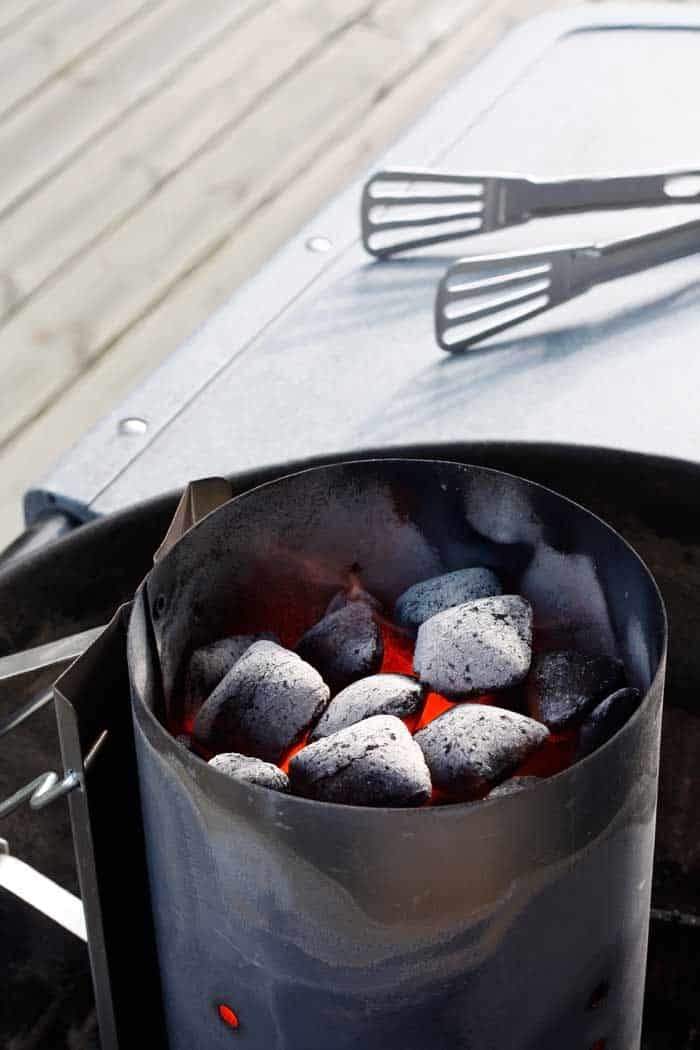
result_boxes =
[435,216,700,352]
[361,167,700,257]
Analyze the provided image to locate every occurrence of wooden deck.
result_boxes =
[0,0,561,546]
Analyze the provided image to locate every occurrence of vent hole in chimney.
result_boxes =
[153,594,167,620]
[217,1003,240,1029]
[587,981,610,1010]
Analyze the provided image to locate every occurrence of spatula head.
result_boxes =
[435,246,584,352]
[362,169,500,256]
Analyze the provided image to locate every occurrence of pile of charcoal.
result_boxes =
[179,567,640,807]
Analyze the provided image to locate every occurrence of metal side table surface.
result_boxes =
[28,3,700,522]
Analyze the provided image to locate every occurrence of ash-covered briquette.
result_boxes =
[208,752,290,792]
[296,602,383,694]
[577,687,641,758]
[326,586,382,615]
[309,674,425,741]
[488,775,540,798]
[525,650,626,731]
[192,641,330,764]
[413,594,532,699]
[289,715,432,807]
[415,705,549,800]
[185,633,279,713]
[394,567,502,631]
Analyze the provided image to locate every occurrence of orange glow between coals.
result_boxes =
[279,734,309,774]
[178,614,583,802]
[379,621,415,675]
[516,729,576,778]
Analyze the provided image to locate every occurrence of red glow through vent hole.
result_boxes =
[218,1003,240,1029]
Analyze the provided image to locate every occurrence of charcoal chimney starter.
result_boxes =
[127,459,666,1050]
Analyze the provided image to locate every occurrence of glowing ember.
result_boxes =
[412,692,454,732]
[279,735,309,775]
[516,729,577,778]
[379,621,415,675]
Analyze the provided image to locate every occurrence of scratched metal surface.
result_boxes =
[29,5,700,521]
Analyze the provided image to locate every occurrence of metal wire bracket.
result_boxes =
[0,767,81,820]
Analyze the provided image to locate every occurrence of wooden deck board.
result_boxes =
[0,0,163,122]
[0,0,561,546]
[0,0,57,38]
[0,0,268,216]
[0,19,413,446]
[0,0,372,316]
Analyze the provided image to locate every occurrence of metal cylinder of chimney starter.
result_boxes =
[128,459,666,1050]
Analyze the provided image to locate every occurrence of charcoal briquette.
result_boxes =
[192,641,330,763]
[289,714,432,807]
[413,595,532,699]
[309,673,425,741]
[208,752,290,792]
[395,567,502,631]
[576,687,641,758]
[415,704,549,800]
[488,775,540,798]
[296,602,383,694]
[185,633,279,716]
[526,650,626,731]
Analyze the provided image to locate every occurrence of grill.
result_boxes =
[1,444,698,1049]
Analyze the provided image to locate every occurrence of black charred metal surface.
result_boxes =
[192,641,329,763]
[526,650,626,730]
[394,567,502,631]
[296,603,383,695]
[413,595,533,698]
[644,913,700,1050]
[415,705,548,799]
[130,458,666,1050]
[309,673,424,741]
[3,444,700,1049]
[289,714,431,806]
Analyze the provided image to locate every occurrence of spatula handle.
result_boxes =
[593,216,700,284]
[523,169,700,217]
